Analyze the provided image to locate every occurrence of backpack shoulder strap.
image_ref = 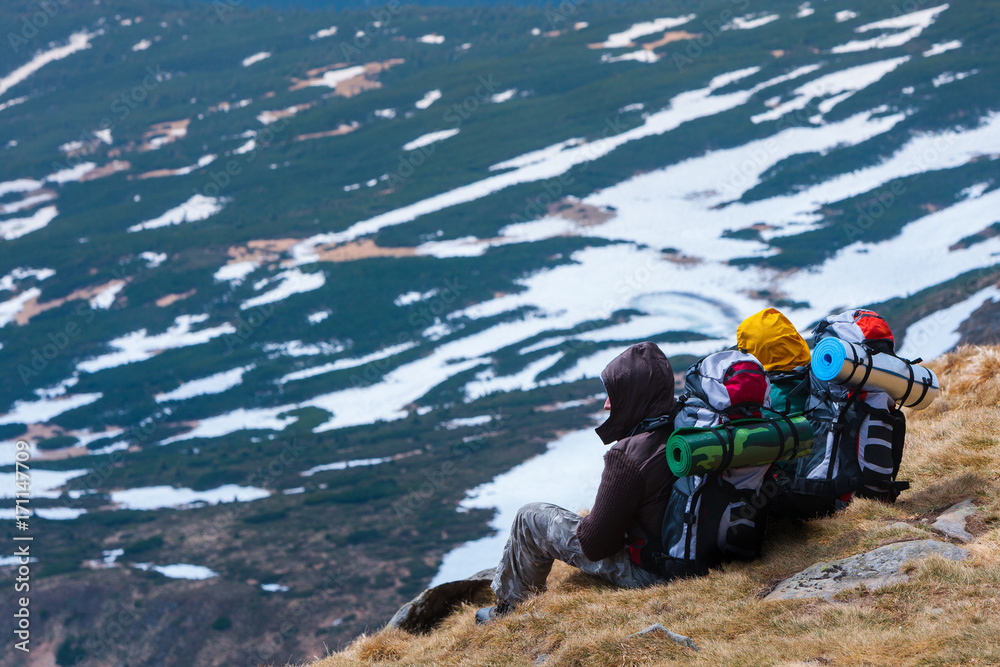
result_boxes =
[627,396,687,438]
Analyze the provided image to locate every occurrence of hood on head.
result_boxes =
[737,308,810,372]
[595,341,675,445]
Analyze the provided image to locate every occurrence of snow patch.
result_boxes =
[155,365,253,403]
[133,563,219,580]
[923,39,961,57]
[752,57,908,124]
[832,4,948,54]
[240,268,325,310]
[0,205,58,240]
[431,426,606,585]
[490,89,517,103]
[111,484,270,510]
[0,468,89,499]
[403,128,459,151]
[128,195,226,232]
[242,51,271,67]
[0,31,95,99]
[723,14,781,30]
[601,50,660,64]
[898,287,1000,361]
[78,314,236,373]
[277,342,417,384]
[594,15,696,49]
[311,26,338,40]
[415,90,442,109]
[139,251,167,268]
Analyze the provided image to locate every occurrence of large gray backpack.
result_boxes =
[652,351,775,578]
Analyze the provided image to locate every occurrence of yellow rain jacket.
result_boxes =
[737,308,811,372]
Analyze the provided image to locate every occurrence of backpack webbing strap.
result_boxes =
[827,354,875,482]
[781,374,811,414]
[898,360,917,407]
[761,407,800,462]
[840,340,875,388]
[683,482,706,561]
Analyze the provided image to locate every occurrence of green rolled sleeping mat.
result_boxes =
[666,415,814,477]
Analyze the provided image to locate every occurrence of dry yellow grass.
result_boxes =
[300,346,1000,667]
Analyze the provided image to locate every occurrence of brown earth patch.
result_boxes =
[661,251,703,265]
[21,423,66,441]
[313,239,415,262]
[294,123,360,142]
[548,198,615,226]
[226,238,300,266]
[139,119,190,152]
[643,31,701,50]
[37,445,93,461]
[80,160,131,181]
[156,289,197,307]
[257,103,315,125]
[289,59,405,98]
[14,279,126,325]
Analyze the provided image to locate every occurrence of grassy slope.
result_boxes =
[313,345,1000,667]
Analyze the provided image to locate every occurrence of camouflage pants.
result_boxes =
[491,502,664,604]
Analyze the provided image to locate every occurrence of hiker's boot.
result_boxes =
[475,599,511,625]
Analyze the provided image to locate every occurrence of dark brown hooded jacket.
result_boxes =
[577,342,677,570]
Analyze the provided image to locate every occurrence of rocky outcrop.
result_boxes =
[625,623,699,651]
[388,569,496,633]
[932,499,978,542]
[765,539,969,601]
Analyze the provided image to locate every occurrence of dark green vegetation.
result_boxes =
[1,0,999,664]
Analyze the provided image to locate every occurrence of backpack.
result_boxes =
[652,351,777,577]
[777,309,909,516]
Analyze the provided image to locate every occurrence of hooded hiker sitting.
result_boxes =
[476,341,678,624]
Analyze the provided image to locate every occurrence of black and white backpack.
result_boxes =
[653,351,776,577]
[778,309,908,517]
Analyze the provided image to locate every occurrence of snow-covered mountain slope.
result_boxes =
[1,0,998,660]
[4,0,996,459]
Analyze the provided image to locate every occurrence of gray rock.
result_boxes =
[627,623,700,651]
[886,522,916,532]
[932,499,978,542]
[388,568,495,633]
[765,540,969,601]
